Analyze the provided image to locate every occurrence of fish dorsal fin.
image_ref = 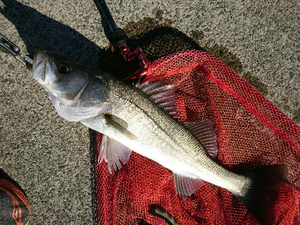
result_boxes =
[173,173,204,200]
[98,135,132,174]
[184,120,218,158]
[135,80,177,117]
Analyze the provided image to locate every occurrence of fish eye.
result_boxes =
[58,62,71,74]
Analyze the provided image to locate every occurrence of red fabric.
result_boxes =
[95,50,300,224]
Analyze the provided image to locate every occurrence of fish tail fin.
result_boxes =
[235,165,287,224]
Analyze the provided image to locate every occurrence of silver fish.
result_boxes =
[29,50,287,223]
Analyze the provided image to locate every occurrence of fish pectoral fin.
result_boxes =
[103,114,138,142]
[184,119,218,159]
[173,173,204,200]
[99,135,132,174]
[105,114,128,129]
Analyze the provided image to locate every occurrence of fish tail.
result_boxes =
[235,165,287,224]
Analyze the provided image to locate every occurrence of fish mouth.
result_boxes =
[32,50,48,82]
[34,50,47,68]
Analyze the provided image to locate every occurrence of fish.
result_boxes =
[29,50,287,224]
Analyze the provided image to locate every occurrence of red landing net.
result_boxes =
[95,50,300,225]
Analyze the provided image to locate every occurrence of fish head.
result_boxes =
[30,50,91,97]
[29,50,111,121]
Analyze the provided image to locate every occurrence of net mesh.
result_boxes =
[94,50,300,225]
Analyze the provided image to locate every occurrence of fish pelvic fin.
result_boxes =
[95,115,136,174]
[235,165,288,224]
[99,135,132,174]
[173,173,204,200]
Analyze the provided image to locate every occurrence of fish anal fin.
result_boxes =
[173,173,204,200]
[98,135,132,174]
[184,120,218,159]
